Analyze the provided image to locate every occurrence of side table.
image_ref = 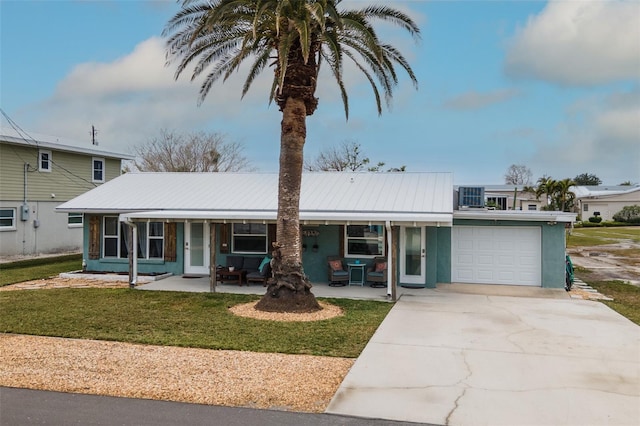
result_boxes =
[347,263,366,286]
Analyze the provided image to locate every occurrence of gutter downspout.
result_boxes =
[123,218,138,288]
[385,221,395,301]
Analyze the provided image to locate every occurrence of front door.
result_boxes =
[400,226,426,285]
[184,222,209,275]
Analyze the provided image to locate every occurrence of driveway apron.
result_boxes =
[326,289,640,425]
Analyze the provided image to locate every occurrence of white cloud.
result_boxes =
[443,88,521,110]
[529,88,640,184]
[30,37,278,159]
[505,0,640,85]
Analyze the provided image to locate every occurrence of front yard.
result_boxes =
[0,288,391,358]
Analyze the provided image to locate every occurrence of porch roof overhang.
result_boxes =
[120,209,453,227]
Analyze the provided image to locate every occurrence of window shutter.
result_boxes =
[338,225,345,258]
[268,224,277,255]
[164,222,177,262]
[89,215,100,259]
[220,224,230,253]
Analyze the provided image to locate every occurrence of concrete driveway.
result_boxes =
[326,285,640,425]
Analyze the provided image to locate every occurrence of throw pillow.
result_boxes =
[375,261,387,272]
[259,256,271,272]
[329,259,343,271]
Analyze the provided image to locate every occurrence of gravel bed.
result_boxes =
[0,334,353,412]
[0,278,354,412]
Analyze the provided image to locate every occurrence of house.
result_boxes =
[455,184,544,211]
[56,172,575,292]
[574,185,640,221]
[0,127,133,257]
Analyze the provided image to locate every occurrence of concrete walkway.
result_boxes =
[326,287,640,425]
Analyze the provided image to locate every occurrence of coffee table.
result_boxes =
[216,268,245,286]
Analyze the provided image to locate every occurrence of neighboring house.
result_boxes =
[574,185,640,221]
[57,172,575,291]
[0,128,133,257]
[455,184,544,211]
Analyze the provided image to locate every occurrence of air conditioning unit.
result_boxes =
[458,187,485,208]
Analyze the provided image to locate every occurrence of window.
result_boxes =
[103,217,163,259]
[92,158,105,182]
[583,203,589,212]
[0,209,16,230]
[527,205,537,211]
[345,225,385,257]
[232,223,267,253]
[486,196,507,210]
[68,212,83,227]
[39,150,51,172]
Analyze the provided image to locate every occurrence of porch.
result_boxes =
[137,274,428,301]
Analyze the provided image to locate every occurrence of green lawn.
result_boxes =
[0,254,82,287]
[567,226,640,247]
[587,281,640,326]
[0,289,392,358]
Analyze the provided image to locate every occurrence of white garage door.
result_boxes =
[452,226,541,286]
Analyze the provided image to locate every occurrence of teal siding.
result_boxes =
[452,219,567,289]
[83,217,183,276]
[436,227,452,283]
[425,227,438,288]
[81,217,565,289]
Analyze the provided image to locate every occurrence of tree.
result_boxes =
[164,0,419,312]
[305,140,405,172]
[573,173,602,186]
[534,176,557,209]
[619,181,634,186]
[132,129,252,172]
[530,175,576,212]
[504,164,532,186]
[554,178,576,212]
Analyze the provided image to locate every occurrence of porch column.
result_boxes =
[128,224,138,289]
[209,222,217,293]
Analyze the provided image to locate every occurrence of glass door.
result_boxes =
[400,226,425,285]
[184,222,209,275]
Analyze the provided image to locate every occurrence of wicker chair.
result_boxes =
[327,256,348,286]
[366,257,388,288]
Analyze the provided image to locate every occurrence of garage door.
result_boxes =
[452,226,541,286]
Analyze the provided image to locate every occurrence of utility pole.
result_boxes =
[90,125,98,145]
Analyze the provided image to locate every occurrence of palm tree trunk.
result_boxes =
[255,96,320,312]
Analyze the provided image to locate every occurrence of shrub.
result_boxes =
[613,205,640,223]
[588,216,602,223]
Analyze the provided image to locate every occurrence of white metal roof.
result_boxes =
[573,185,640,198]
[57,172,454,225]
[0,126,134,160]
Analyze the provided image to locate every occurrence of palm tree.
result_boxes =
[164,0,420,312]
[554,178,576,212]
[535,176,557,210]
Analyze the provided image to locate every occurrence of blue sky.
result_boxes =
[1,0,638,185]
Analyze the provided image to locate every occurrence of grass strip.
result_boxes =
[0,289,392,358]
[567,227,640,247]
[586,280,640,326]
[0,254,82,287]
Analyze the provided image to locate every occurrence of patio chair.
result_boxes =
[246,257,272,286]
[366,257,388,288]
[327,256,348,286]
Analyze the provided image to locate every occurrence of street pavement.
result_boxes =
[0,387,430,426]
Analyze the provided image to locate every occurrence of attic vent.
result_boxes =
[458,187,485,208]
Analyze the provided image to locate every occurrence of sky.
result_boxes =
[1,0,639,185]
